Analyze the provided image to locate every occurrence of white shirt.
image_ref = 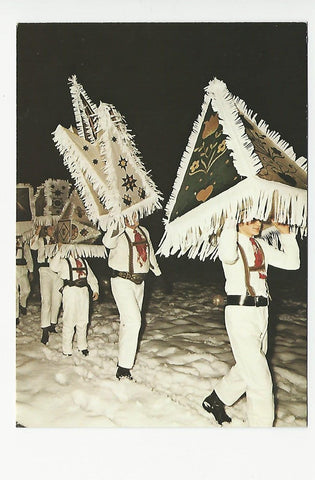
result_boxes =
[16,237,33,272]
[30,234,54,264]
[103,225,161,276]
[49,251,99,294]
[218,224,300,296]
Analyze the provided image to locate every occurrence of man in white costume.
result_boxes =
[50,248,99,356]
[16,235,33,325]
[30,225,63,344]
[202,218,300,427]
[103,213,161,380]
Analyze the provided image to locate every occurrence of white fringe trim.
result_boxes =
[52,125,108,225]
[163,78,262,224]
[44,243,107,259]
[296,156,307,172]
[68,75,99,144]
[97,103,163,225]
[234,95,308,173]
[158,176,307,261]
[16,222,35,241]
[34,215,60,227]
[208,78,262,177]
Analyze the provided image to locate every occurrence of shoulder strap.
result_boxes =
[124,231,134,274]
[81,258,88,275]
[66,258,73,282]
[138,226,151,267]
[237,242,256,297]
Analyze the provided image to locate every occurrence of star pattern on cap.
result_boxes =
[122,194,132,206]
[138,187,146,199]
[118,156,128,170]
[122,174,137,192]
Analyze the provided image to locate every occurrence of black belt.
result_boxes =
[38,262,49,268]
[63,278,88,288]
[226,295,269,307]
[111,269,146,285]
[16,259,27,266]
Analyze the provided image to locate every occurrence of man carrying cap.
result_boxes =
[202,218,300,427]
[103,212,161,380]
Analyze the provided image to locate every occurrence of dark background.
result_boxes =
[17,22,307,297]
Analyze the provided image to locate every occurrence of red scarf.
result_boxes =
[249,237,267,279]
[134,229,147,265]
[75,258,86,278]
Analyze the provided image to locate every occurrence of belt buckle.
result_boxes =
[254,296,259,307]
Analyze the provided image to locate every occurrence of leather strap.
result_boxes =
[124,226,149,274]
[237,242,256,297]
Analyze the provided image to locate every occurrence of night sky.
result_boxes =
[16,22,308,286]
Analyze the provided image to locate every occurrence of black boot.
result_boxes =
[48,324,57,333]
[116,366,133,380]
[20,305,27,316]
[41,327,50,345]
[202,391,232,425]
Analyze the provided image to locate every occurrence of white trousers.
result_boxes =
[111,277,144,369]
[39,267,63,328]
[16,265,31,318]
[215,305,274,427]
[62,285,89,355]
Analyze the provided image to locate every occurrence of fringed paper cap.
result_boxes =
[16,183,35,239]
[52,75,163,231]
[45,189,106,259]
[34,178,72,226]
[158,78,307,261]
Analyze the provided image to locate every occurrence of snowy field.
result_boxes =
[15,261,307,429]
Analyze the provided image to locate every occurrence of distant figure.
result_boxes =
[50,246,99,357]
[16,235,33,325]
[103,212,161,380]
[30,225,63,344]
[202,218,300,427]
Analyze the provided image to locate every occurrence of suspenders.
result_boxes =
[16,239,27,266]
[123,226,149,275]
[65,257,88,281]
[237,240,267,297]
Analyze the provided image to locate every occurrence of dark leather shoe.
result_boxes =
[41,327,49,345]
[48,324,58,333]
[81,349,89,356]
[16,318,20,326]
[20,305,27,316]
[116,366,133,380]
[202,391,232,425]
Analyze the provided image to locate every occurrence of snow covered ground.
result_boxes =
[15,265,307,428]
[11,258,313,480]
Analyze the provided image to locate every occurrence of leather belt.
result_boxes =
[16,259,27,266]
[63,278,88,288]
[226,295,269,307]
[111,269,146,285]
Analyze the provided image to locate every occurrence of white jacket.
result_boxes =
[218,223,300,296]
[103,225,161,276]
[49,252,99,295]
